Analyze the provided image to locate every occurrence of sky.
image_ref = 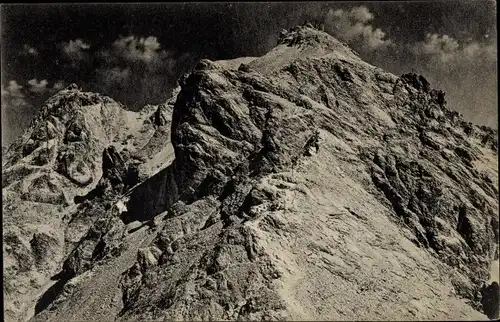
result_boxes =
[1,1,497,145]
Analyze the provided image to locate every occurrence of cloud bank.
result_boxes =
[27,79,49,94]
[322,6,497,128]
[3,35,192,146]
[60,39,91,64]
[324,6,392,51]
[106,36,163,66]
[2,4,496,146]
[93,35,192,109]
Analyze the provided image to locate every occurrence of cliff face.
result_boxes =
[3,25,499,321]
[2,84,174,321]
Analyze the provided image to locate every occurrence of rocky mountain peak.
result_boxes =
[64,83,81,91]
[279,23,343,47]
[2,81,176,321]
[32,86,117,126]
[277,23,360,57]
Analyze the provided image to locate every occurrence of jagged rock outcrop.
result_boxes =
[3,25,498,321]
[149,103,172,128]
[2,84,175,321]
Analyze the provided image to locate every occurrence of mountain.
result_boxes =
[2,84,174,321]
[3,24,499,321]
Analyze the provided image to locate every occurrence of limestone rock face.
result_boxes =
[149,103,173,128]
[2,84,174,322]
[3,25,498,321]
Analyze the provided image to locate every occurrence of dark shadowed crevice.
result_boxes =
[122,165,178,224]
[481,282,500,320]
[34,271,72,316]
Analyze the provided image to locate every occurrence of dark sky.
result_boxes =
[1,2,497,145]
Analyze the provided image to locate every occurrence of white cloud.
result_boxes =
[412,33,496,65]
[324,6,392,50]
[2,80,25,99]
[27,79,49,94]
[100,35,169,70]
[112,36,161,63]
[349,6,373,24]
[61,39,91,62]
[95,35,186,100]
[2,79,67,104]
[91,34,194,108]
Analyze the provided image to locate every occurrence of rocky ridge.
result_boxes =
[2,84,174,321]
[2,25,499,321]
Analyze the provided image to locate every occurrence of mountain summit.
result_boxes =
[3,25,499,321]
